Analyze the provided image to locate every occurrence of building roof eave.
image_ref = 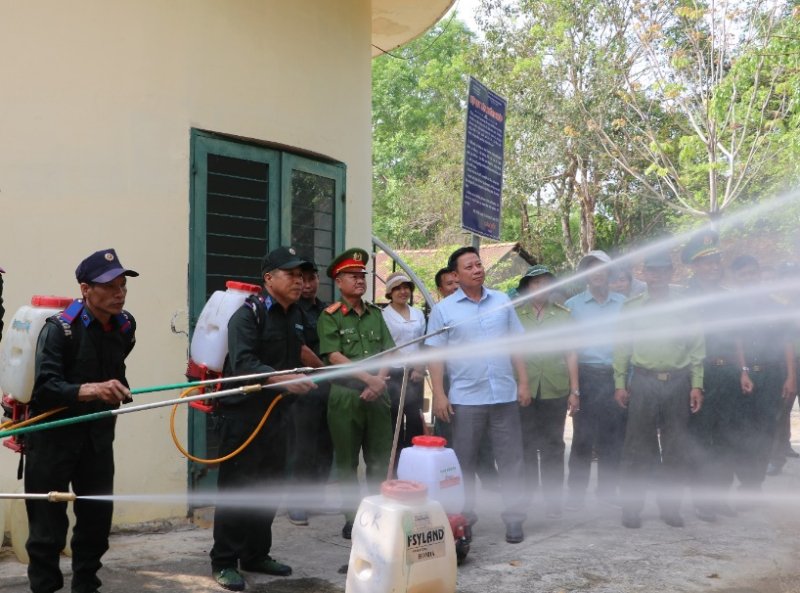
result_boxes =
[371,0,456,58]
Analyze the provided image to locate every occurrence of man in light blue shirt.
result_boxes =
[564,251,627,510]
[427,247,530,544]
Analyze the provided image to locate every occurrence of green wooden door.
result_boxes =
[188,131,345,492]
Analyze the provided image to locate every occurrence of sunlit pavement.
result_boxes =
[2,413,800,593]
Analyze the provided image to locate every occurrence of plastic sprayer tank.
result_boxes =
[0,296,74,403]
[397,436,465,514]
[346,480,457,593]
[190,281,261,373]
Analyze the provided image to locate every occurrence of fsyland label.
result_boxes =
[406,526,446,564]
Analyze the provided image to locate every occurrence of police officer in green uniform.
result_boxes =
[286,259,333,526]
[317,247,395,539]
[730,255,796,506]
[613,251,705,529]
[515,265,579,518]
[211,246,320,592]
[681,232,739,521]
[26,249,137,593]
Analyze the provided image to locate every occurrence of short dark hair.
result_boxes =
[435,267,453,289]
[448,246,479,271]
[731,255,760,272]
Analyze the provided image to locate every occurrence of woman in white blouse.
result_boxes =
[382,272,428,464]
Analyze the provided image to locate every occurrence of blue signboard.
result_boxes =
[462,77,507,240]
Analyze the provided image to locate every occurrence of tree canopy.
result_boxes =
[372,1,800,270]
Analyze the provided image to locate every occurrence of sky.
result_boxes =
[445,0,482,34]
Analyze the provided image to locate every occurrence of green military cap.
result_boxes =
[326,247,370,279]
[643,251,673,268]
[681,231,721,264]
[522,264,554,279]
[518,264,554,290]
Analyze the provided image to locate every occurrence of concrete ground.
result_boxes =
[4,426,800,592]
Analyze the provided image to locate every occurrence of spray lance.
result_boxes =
[0,491,76,502]
[0,368,313,441]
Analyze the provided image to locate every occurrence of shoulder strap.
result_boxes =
[59,299,85,324]
[324,302,342,315]
[54,299,84,339]
[244,294,267,330]
[115,311,133,334]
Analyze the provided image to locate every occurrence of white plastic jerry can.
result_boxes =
[189,281,262,372]
[397,435,465,515]
[0,296,74,403]
[346,480,457,593]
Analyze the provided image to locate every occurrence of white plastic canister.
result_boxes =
[190,281,262,373]
[346,480,457,593]
[0,296,74,403]
[397,436,465,515]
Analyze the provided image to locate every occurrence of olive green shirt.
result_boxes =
[516,301,572,400]
[318,299,396,364]
[613,289,705,390]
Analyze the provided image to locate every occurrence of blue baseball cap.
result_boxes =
[75,249,139,284]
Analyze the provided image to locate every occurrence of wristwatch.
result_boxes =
[571,390,580,397]
[741,366,750,373]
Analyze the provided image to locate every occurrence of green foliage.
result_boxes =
[372,18,476,249]
[371,0,800,262]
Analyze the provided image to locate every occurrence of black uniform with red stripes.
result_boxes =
[25,298,135,593]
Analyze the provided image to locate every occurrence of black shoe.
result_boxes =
[715,502,738,517]
[342,521,354,540]
[505,521,524,544]
[213,567,246,591]
[660,511,684,528]
[694,507,716,523]
[621,511,641,529]
[785,447,800,458]
[240,556,292,577]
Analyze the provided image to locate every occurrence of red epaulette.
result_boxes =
[324,302,343,315]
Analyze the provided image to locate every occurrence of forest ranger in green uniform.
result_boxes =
[515,265,579,519]
[613,251,705,529]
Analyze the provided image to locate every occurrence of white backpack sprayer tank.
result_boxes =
[0,296,76,563]
[0,296,74,405]
[190,281,262,374]
[186,281,261,412]
[397,435,471,563]
[345,479,457,593]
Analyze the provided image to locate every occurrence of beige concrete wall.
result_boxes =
[0,0,373,527]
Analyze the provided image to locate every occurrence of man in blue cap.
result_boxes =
[26,248,138,593]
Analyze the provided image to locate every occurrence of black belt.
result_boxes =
[633,366,689,382]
